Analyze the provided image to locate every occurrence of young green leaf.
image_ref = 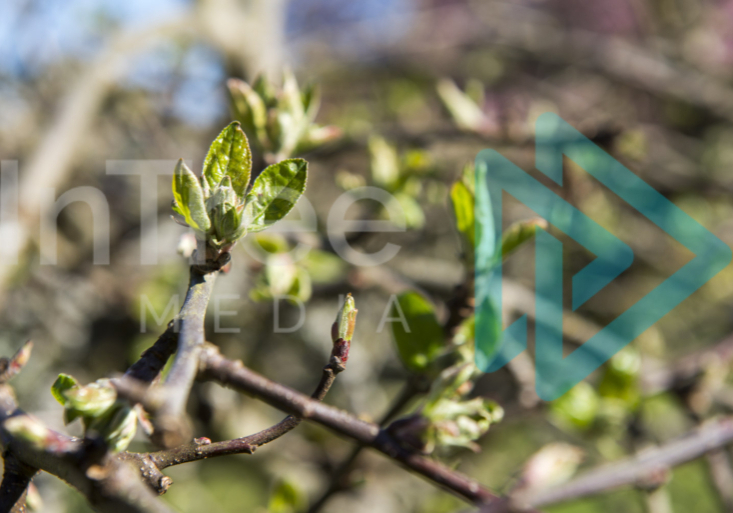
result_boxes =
[389,192,425,229]
[265,254,298,297]
[51,374,79,406]
[217,204,246,243]
[550,381,599,430]
[501,218,549,259]
[302,249,348,284]
[436,78,488,133]
[87,403,137,453]
[334,293,357,342]
[244,158,307,232]
[390,292,444,373]
[172,160,211,232]
[369,135,400,189]
[4,416,53,450]
[289,267,313,304]
[202,122,252,197]
[301,82,321,123]
[280,69,305,120]
[252,233,290,254]
[253,75,276,106]
[228,79,268,134]
[63,381,117,417]
[451,180,475,251]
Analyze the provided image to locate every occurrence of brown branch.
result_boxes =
[197,345,499,506]
[0,384,175,513]
[0,452,37,513]
[150,267,218,448]
[146,354,346,469]
[308,268,474,513]
[491,417,733,512]
[125,324,179,385]
[306,376,428,513]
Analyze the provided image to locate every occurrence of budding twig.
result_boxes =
[198,345,499,506]
[0,357,174,513]
[139,295,357,470]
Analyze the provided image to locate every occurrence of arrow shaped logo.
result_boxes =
[475,113,732,400]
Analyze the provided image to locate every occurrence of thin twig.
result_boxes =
[198,346,499,506]
[146,354,346,469]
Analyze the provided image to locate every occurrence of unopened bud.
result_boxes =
[63,380,117,418]
[332,294,357,343]
[2,415,69,452]
[88,403,137,453]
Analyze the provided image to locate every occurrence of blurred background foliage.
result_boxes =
[1,0,733,512]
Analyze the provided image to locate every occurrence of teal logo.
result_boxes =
[475,113,732,400]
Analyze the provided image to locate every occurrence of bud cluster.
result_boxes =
[228,71,340,163]
[171,122,308,261]
[51,374,137,453]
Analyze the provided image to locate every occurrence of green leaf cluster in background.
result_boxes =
[550,346,643,458]
[451,161,550,368]
[51,374,137,452]
[436,78,492,135]
[228,70,341,164]
[389,362,503,455]
[171,122,308,257]
[337,135,446,229]
[248,233,347,304]
[267,479,305,513]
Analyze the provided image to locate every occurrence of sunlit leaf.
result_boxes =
[501,218,548,259]
[550,382,599,430]
[51,374,79,406]
[244,158,307,232]
[391,292,444,373]
[202,122,252,197]
[451,180,475,252]
[302,249,348,284]
[229,78,268,147]
[437,78,487,133]
[172,160,211,232]
[87,403,137,453]
[369,135,400,189]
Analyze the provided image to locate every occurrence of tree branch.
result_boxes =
[0,385,175,513]
[197,345,499,506]
[125,324,179,385]
[151,267,218,448]
[146,353,346,469]
[0,452,37,513]
[494,417,733,511]
[306,375,428,513]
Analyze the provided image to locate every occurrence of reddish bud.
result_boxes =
[332,338,350,363]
